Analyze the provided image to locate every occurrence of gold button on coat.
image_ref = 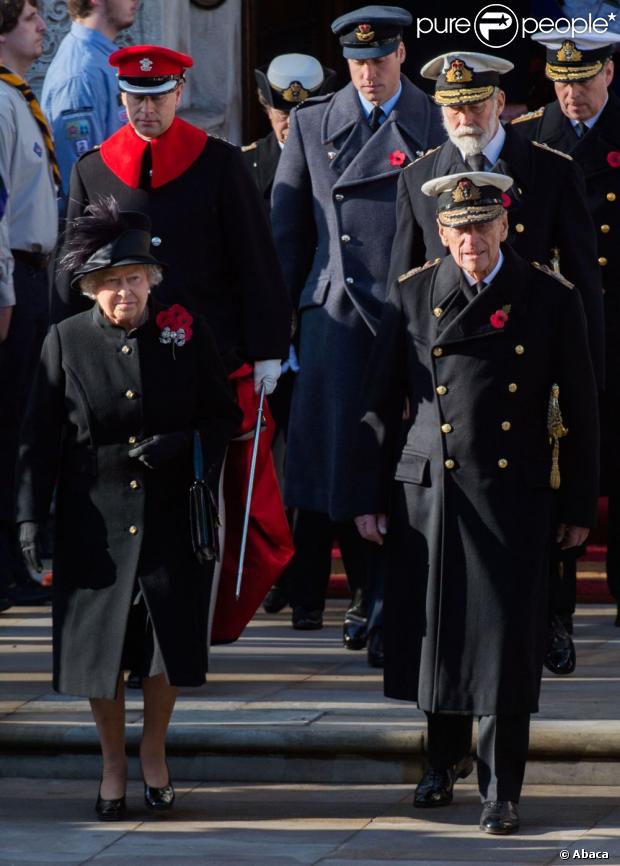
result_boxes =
[121,345,132,355]
[436,385,447,396]
[128,435,137,445]
[125,389,136,399]
[515,344,525,355]
[432,347,443,357]
[607,192,616,202]
[433,307,443,318]
[515,223,525,233]
[599,257,608,266]
[129,480,140,490]
[498,458,508,469]
[128,525,138,535]
[601,224,610,233]
[508,383,518,393]
[441,423,453,434]
[444,459,455,469]
[501,421,512,431]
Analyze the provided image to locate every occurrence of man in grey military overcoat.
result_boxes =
[271,5,444,654]
[354,171,599,834]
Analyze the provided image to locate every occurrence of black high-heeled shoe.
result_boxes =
[95,786,127,821]
[144,779,175,811]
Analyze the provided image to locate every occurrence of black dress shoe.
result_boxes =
[144,780,175,811]
[263,584,289,614]
[343,614,367,650]
[480,800,519,834]
[8,577,52,606]
[543,615,576,675]
[413,755,474,808]
[292,607,323,630]
[95,789,127,821]
[367,629,384,668]
[0,597,11,613]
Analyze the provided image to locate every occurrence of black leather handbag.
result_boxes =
[189,431,220,564]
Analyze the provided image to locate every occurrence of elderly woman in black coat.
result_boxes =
[16,198,241,820]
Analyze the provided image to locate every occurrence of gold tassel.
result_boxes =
[547,383,568,490]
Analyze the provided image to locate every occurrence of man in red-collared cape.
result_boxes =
[54,44,294,643]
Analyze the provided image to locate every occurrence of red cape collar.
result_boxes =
[100,117,208,189]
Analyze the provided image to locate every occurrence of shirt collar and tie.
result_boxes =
[458,122,506,172]
[461,248,505,301]
[357,81,403,131]
[571,96,608,138]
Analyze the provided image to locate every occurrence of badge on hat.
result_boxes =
[421,52,513,107]
[531,31,620,83]
[281,81,310,103]
[422,171,513,228]
[139,58,154,72]
[331,6,413,59]
[355,24,376,42]
[255,53,334,111]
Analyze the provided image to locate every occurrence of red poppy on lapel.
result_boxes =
[501,193,512,208]
[607,151,620,168]
[389,149,407,167]
[490,304,511,329]
[157,304,193,349]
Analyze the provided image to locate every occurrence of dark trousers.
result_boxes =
[426,711,531,803]
[0,260,49,589]
[282,508,370,612]
[548,544,579,622]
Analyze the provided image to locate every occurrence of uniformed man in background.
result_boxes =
[42,0,139,211]
[354,171,599,835]
[242,52,334,212]
[0,0,58,608]
[271,5,444,662]
[512,32,620,635]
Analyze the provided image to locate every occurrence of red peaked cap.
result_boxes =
[109,44,193,79]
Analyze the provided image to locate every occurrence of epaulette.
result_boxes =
[408,145,441,167]
[241,141,258,152]
[531,261,574,288]
[511,107,544,124]
[398,258,441,282]
[532,140,572,160]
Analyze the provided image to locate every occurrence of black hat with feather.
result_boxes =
[61,196,164,289]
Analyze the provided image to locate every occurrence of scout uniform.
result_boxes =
[355,171,599,833]
[387,51,605,386]
[42,21,128,205]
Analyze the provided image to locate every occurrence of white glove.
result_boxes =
[253,359,281,395]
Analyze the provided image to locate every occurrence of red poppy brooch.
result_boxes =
[490,304,511,329]
[607,151,620,168]
[156,304,193,356]
[501,192,512,208]
[389,149,407,167]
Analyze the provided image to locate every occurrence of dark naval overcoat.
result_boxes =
[54,125,291,373]
[17,301,242,699]
[512,93,620,486]
[241,131,281,213]
[355,247,599,713]
[386,123,605,385]
[271,76,444,519]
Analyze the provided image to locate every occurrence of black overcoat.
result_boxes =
[386,123,605,385]
[241,131,281,213]
[354,247,599,714]
[271,77,444,518]
[54,135,291,373]
[17,301,242,699]
[512,94,620,484]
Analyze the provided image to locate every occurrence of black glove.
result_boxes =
[19,521,43,573]
[128,431,189,469]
